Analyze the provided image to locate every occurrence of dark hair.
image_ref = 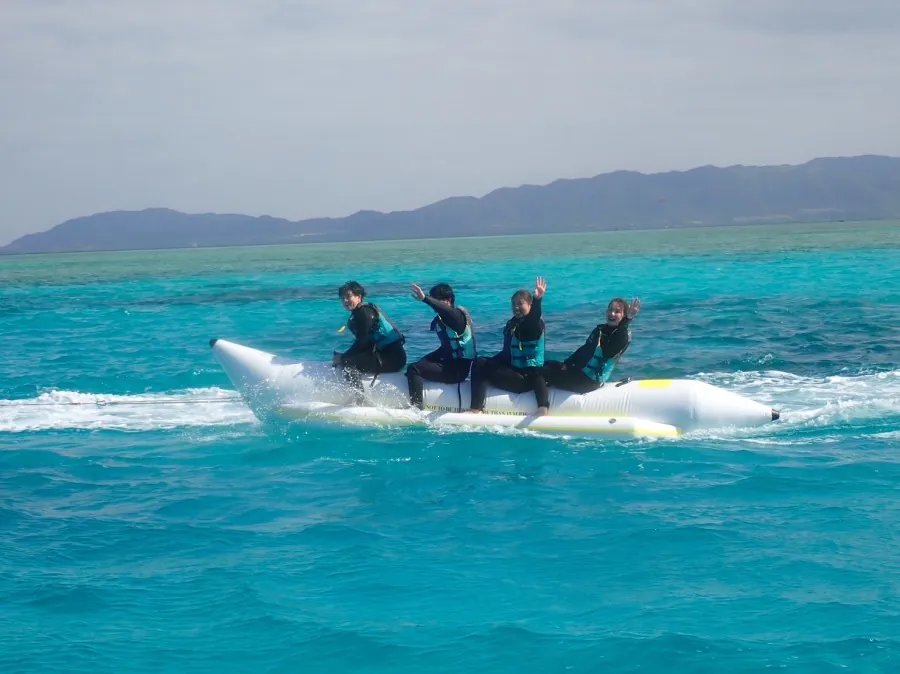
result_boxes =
[608,297,628,312]
[338,281,366,298]
[511,289,533,304]
[429,283,455,305]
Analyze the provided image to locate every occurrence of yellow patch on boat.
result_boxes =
[638,379,674,389]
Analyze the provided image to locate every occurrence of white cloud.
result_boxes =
[1,0,899,243]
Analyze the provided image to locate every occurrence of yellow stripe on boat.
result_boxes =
[638,379,674,389]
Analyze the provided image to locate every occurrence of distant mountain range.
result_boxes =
[3,155,899,255]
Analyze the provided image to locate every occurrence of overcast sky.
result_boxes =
[2,0,899,244]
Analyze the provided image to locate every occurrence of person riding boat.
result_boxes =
[333,281,407,397]
[469,277,550,416]
[543,297,641,393]
[406,282,477,410]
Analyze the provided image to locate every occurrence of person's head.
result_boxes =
[429,283,455,306]
[511,289,533,318]
[338,281,365,311]
[606,297,628,326]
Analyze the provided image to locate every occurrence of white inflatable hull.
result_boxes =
[282,401,680,438]
[209,339,779,437]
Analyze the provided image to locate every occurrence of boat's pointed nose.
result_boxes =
[209,338,218,348]
[208,339,353,420]
[209,339,281,400]
[772,409,780,421]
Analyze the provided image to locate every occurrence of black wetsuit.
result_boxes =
[406,297,474,409]
[470,297,550,411]
[337,304,406,390]
[544,317,632,393]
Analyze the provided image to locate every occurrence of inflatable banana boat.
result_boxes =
[209,339,780,439]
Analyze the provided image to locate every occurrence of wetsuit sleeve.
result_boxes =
[518,297,544,341]
[602,317,632,358]
[565,326,601,370]
[342,306,377,357]
[422,297,467,334]
[497,324,512,364]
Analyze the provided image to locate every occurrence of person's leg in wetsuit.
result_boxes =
[543,360,601,394]
[406,350,472,409]
[488,362,550,410]
[469,356,495,411]
[339,342,406,401]
[339,351,381,396]
[470,358,550,413]
[376,341,407,373]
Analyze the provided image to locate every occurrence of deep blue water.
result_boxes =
[2,224,900,672]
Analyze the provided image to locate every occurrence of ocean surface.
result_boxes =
[2,220,900,673]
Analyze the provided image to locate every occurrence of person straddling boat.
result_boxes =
[469,277,550,416]
[543,297,641,393]
[406,282,477,410]
[333,281,407,397]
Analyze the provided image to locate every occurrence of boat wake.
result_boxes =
[0,387,254,433]
[697,368,900,425]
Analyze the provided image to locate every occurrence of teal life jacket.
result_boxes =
[581,326,630,383]
[348,303,404,350]
[431,307,476,360]
[505,318,545,369]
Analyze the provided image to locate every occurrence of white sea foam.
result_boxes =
[696,368,900,425]
[0,387,256,433]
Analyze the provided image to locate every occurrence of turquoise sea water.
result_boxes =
[2,221,900,673]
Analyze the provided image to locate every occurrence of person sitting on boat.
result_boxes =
[469,277,550,416]
[543,297,641,393]
[333,281,407,396]
[405,282,477,410]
